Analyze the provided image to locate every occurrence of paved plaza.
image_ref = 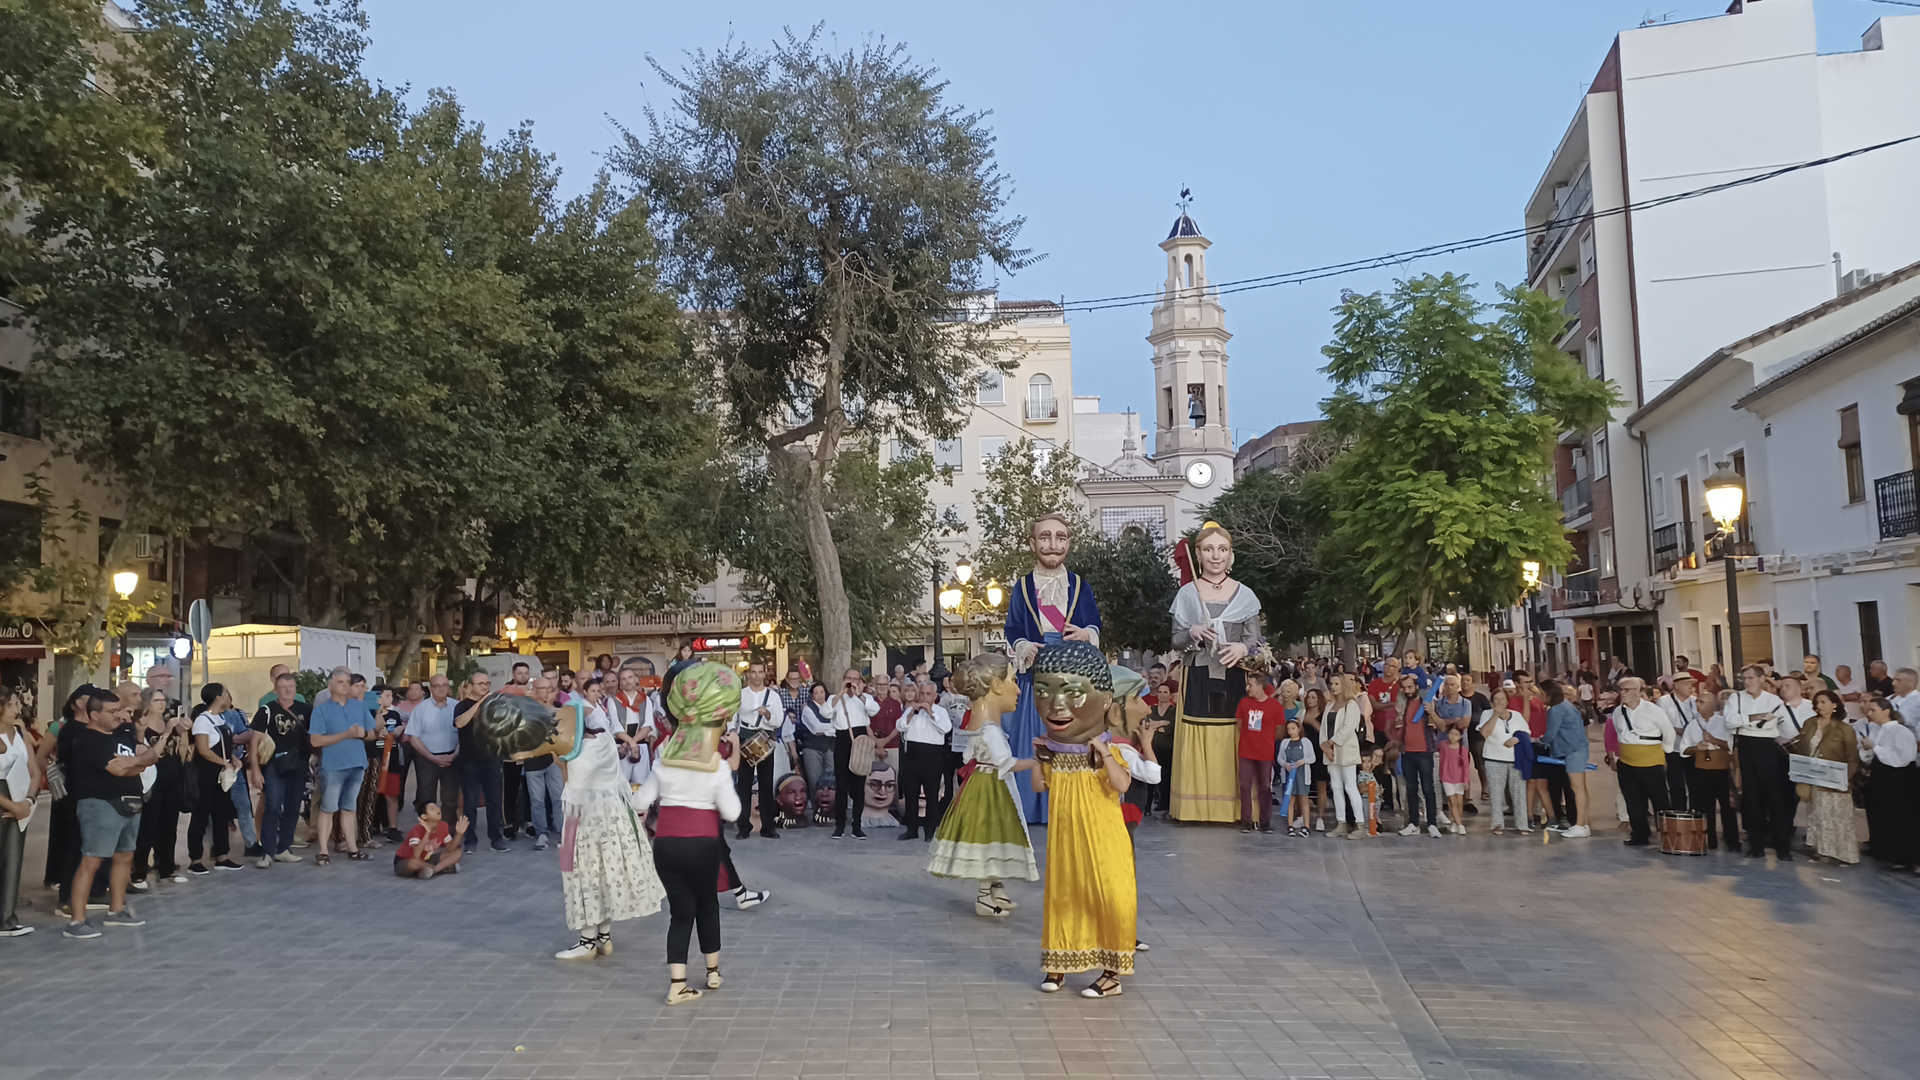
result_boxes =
[7,788,1920,1080]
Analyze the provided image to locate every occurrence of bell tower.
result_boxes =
[1148,194,1235,504]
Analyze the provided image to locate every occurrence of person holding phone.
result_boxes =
[828,670,879,839]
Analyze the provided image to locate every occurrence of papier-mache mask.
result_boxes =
[466,693,559,759]
[1106,663,1150,742]
[659,660,741,770]
[951,651,1018,733]
[1031,640,1113,746]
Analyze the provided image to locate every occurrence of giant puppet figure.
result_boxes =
[1029,641,1136,999]
[1168,521,1266,823]
[926,651,1039,918]
[1004,512,1104,823]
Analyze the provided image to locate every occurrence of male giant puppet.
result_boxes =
[1004,512,1104,823]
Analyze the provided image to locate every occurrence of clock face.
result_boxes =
[1185,460,1214,488]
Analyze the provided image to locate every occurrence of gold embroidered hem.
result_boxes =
[1039,756,1137,977]
[1040,947,1135,976]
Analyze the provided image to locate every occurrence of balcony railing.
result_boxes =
[1553,567,1599,609]
[1652,520,1694,573]
[561,607,757,635]
[1528,168,1593,280]
[1024,398,1059,422]
[1878,469,1918,540]
[1560,476,1592,521]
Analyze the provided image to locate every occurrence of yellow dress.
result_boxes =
[1040,751,1137,975]
[1171,667,1241,823]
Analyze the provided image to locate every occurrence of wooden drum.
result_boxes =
[1658,810,1707,855]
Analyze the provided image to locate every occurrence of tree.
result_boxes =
[967,437,1089,589]
[1318,273,1618,642]
[1206,464,1346,645]
[723,448,938,659]
[1069,529,1175,656]
[620,27,1033,680]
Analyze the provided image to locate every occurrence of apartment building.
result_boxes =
[1523,0,1920,677]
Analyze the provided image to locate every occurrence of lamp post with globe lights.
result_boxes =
[1704,460,1749,675]
[938,558,1006,661]
[111,570,138,681]
[1521,560,1544,676]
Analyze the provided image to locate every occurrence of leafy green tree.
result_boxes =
[620,27,1033,680]
[724,449,938,659]
[967,437,1089,590]
[1069,529,1175,655]
[1206,465,1352,646]
[1318,273,1617,642]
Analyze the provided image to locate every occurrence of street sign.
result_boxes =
[187,598,213,644]
[1342,619,1355,634]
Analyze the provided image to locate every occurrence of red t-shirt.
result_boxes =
[1396,698,1431,753]
[397,821,450,861]
[870,699,902,740]
[1237,696,1280,761]
[1366,678,1397,719]
[1522,695,1547,738]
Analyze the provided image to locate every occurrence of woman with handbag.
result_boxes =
[133,689,194,889]
[0,687,41,936]
[186,688,243,874]
[1791,690,1858,865]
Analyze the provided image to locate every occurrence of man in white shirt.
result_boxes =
[896,679,953,842]
[1834,664,1866,722]
[1609,677,1675,847]
[828,670,880,839]
[732,663,784,840]
[1657,673,1702,814]
[1723,664,1792,859]
[1676,682,1739,851]
[1892,668,1920,738]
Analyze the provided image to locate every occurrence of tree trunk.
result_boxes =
[385,588,433,683]
[780,444,852,679]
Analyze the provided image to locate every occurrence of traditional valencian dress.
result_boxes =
[1039,740,1136,976]
[926,724,1038,882]
[1169,580,1265,823]
[560,703,665,930]
[1004,567,1103,823]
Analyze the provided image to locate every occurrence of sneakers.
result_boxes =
[244,844,265,858]
[0,921,33,937]
[385,827,405,843]
[830,829,845,839]
[169,873,188,884]
[1452,823,1467,836]
[1561,825,1591,838]
[1437,811,1453,826]
[1427,824,1443,838]
[214,858,244,871]
[256,855,271,869]
[63,921,102,940]
[289,839,310,849]
[1314,819,1327,833]
[272,851,302,863]
[852,829,868,840]
[490,841,511,853]
[130,877,150,891]
[533,834,549,851]
[1398,823,1420,837]
[555,933,604,961]
[102,906,146,928]
[188,863,211,876]
[734,888,769,910]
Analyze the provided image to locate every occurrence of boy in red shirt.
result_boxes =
[1236,677,1281,833]
[394,802,467,879]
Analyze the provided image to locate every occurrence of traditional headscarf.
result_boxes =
[662,661,740,728]
[1109,664,1147,701]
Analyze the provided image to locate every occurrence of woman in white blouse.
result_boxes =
[631,725,742,1005]
[1478,688,1532,835]
[1860,696,1920,872]
[1319,675,1369,839]
[0,687,40,936]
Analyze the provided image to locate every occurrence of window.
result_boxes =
[939,503,967,528]
[1859,601,1884,666]
[1163,387,1174,431]
[0,370,38,439]
[1592,429,1609,479]
[1578,230,1596,281]
[887,439,920,464]
[1839,404,1864,504]
[933,438,962,470]
[1026,374,1057,420]
[1186,383,1205,429]
[1583,332,1603,380]
[1183,254,1194,288]
[0,500,42,577]
[1216,385,1226,430]
[1650,475,1668,522]
[1099,505,1167,541]
[1033,439,1055,469]
[1597,527,1615,579]
[1711,623,1724,667]
[976,370,1005,405]
[978,436,1006,467]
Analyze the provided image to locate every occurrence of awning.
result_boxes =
[0,644,46,661]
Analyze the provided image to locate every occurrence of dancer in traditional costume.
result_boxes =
[1030,642,1136,1000]
[926,652,1039,917]
[1105,664,1165,953]
[633,662,743,1006]
[1169,522,1265,823]
[1004,513,1103,823]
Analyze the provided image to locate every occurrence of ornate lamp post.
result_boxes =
[1521,560,1543,675]
[1704,460,1748,675]
[110,569,138,681]
[939,558,1005,660]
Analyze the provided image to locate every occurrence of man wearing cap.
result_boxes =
[1657,671,1701,813]
[1607,677,1674,848]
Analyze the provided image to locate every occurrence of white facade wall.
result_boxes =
[1817,17,1920,285]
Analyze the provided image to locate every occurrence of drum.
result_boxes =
[1658,810,1706,855]
[740,730,775,769]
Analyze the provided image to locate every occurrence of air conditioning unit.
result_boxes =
[132,533,156,559]
[1839,268,1882,295]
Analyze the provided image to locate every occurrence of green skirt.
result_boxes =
[926,769,1038,882]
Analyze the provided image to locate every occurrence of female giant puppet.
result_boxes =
[1169,521,1266,823]
[925,651,1039,917]
[1004,512,1103,823]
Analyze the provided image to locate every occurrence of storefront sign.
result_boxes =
[691,635,747,651]
[0,617,45,660]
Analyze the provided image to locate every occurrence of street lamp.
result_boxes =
[501,615,517,633]
[938,560,1005,660]
[1520,560,1544,674]
[110,569,138,681]
[1705,460,1748,675]
[953,558,974,586]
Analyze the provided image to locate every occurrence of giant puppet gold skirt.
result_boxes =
[1171,663,1243,823]
[1040,753,1136,976]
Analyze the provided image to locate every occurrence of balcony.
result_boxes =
[561,607,758,636]
[1652,520,1694,573]
[1024,398,1060,422]
[1528,168,1593,281]
[1489,609,1514,635]
[1560,476,1593,522]
[1878,470,1918,540]
[1553,567,1599,609]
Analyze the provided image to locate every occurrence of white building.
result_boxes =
[1734,263,1920,676]
[1523,0,1920,677]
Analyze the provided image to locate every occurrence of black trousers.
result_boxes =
[733,750,778,837]
[135,769,186,878]
[833,729,866,834]
[1688,767,1739,850]
[654,835,722,964]
[413,756,460,819]
[0,779,25,928]
[941,748,963,807]
[1618,763,1670,845]
[460,757,505,847]
[1737,736,1792,855]
[186,759,236,862]
[1664,752,1692,812]
[900,742,946,836]
[500,761,527,832]
[1535,761,1572,821]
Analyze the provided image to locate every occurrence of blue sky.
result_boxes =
[360,0,1904,446]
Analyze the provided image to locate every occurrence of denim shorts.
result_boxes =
[76,797,141,858]
[318,767,366,813]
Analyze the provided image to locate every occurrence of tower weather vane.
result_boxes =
[1177,186,1193,213]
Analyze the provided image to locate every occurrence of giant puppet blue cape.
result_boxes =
[1002,570,1103,824]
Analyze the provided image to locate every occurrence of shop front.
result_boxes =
[0,616,46,724]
